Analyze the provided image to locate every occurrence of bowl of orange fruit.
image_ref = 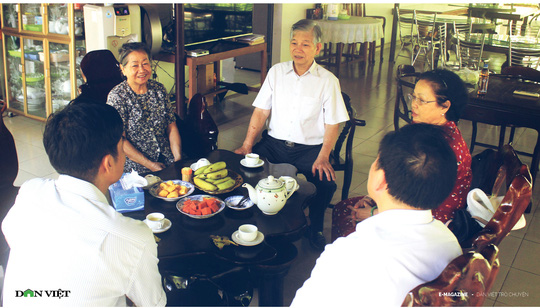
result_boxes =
[149,180,195,202]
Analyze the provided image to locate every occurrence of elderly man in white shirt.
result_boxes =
[291,124,462,307]
[2,103,166,306]
[235,19,349,251]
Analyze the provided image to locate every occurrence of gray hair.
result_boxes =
[290,19,322,45]
[118,42,151,67]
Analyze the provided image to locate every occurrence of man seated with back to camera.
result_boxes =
[1,103,166,306]
[291,123,462,307]
[234,19,349,251]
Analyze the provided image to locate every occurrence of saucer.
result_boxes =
[232,231,264,246]
[240,158,264,168]
[144,218,172,233]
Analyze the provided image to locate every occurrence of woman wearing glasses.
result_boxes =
[331,69,472,242]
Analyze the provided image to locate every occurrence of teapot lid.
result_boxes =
[258,175,283,189]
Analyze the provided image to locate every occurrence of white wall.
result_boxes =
[273,3,316,64]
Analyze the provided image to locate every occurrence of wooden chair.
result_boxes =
[402,244,500,307]
[0,100,19,268]
[394,64,419,130]
[465,145,533,250]
[176,94,219,159]
[329,92,366,201]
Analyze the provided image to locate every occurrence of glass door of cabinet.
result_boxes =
[21,4,42,33]
[4,34,23,112]
[2,4,19,29]
[49,42,71,112]
[47,4,69,35]
[22,38,46,118]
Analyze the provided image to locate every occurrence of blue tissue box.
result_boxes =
[108,173,145,213]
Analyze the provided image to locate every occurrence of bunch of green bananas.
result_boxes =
[193,161,236,191]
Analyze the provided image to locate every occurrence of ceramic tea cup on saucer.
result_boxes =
[244,153,260,167]
[238,224,258,242]
[146,212,165,230]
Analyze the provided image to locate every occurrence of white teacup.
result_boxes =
[146,212,165,230]
[245,153,260,166]
[238,224,258,242]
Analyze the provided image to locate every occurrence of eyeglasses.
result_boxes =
[407,93,438,106]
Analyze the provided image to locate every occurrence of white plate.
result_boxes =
[225,195,254,211]
[232,230,264,246]
[144,218,172,233]
[149,180,195,202]
[240,158,264,168]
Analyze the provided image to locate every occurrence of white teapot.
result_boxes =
[242,175,298,215]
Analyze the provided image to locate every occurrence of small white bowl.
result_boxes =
[225,195,254,211]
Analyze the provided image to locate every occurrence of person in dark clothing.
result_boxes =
[70,49,124,105]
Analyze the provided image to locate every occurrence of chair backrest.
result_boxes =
[342,3,362,17]
[394,65,419,130]
[396,7,415,43]
[507,20,540,70]
[330,92,366,200]
[413,10,437,43]
[467,149,532,250]
[402,244,500,307]
[177,94,219,159]
[455,26,486,70]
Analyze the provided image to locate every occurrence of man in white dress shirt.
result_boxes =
[291,124,462,307]
[2,103,166,306]
[235,19,349,250]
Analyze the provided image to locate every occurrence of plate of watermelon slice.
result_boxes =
[176,195,225,219]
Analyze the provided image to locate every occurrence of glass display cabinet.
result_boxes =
[1,3,85,120]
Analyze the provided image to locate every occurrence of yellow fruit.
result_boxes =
[194,177,218,191]
[216,179,235,191]
[194,165,209,176]
[167,191,179,198]
[203,161,226,174]
[213,177,231,185]
[206,169,228,179]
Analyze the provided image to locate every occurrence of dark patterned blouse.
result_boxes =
[433,121,472,223]
[107,79,175,174]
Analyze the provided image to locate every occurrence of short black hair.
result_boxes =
[118,42,151,67]
[417,69,469,122]
[377,123,457,210]
[43,103,123,182]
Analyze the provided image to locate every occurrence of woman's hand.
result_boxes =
[347,196,377,222]
[148,162,166,172]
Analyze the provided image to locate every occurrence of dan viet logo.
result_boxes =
[15,289,71,299]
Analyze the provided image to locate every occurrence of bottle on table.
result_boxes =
[478,62,490,95]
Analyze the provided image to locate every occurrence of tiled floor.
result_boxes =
[3,46,540,307]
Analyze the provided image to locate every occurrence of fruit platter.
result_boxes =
[193,161,243,194]
[149,180,195,202]
[177,195,225,219]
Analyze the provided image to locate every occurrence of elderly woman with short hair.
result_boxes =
[107,42,181,173]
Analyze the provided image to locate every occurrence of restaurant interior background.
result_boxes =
[2,2,540,307]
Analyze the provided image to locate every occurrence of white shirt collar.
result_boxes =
[285,60,320,77]
[56,174,110,206]
[363,209,435,226]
